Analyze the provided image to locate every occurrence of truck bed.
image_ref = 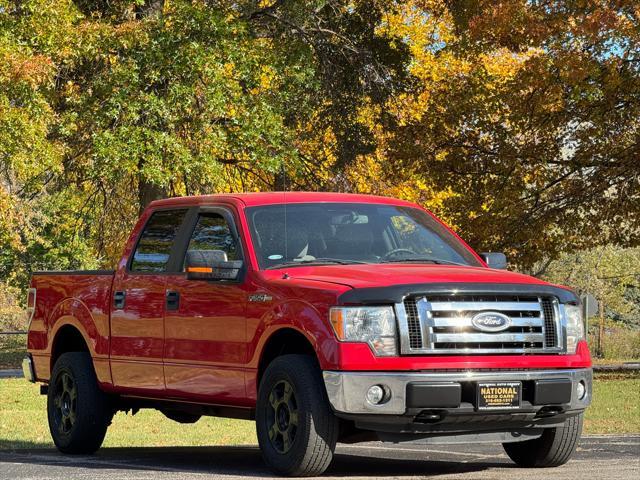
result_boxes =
[28,270,114,382]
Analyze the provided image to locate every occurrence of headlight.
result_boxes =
[565,304,585,354]
[330,306,397,356]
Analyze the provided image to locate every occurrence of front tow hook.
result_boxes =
[535,406,565,418]
[414,410,447,423]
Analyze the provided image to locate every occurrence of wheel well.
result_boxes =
[51,325,89,372]
[257,328,317,385]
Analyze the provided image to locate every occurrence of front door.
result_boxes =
[110,208,188,394]
[163,207,249,405]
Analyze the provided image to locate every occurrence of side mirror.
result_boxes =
[480,252,508,270]
[186,250,243,281]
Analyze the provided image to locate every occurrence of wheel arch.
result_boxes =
[257,327,318,388]
[50,324,90,374]
[45,296,112,385]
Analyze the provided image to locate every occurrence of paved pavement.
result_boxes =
[0,435,638,480]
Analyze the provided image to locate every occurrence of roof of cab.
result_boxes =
[148,192,418,209]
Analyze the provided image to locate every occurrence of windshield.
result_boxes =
[246,203,482,269]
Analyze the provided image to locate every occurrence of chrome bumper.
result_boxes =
[22,354,35,382]
[323,368,592,415]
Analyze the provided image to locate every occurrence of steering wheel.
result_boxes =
[382,248,417,260]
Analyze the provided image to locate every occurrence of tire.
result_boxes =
[503,413,583,467]
[256,354,338,476]
[47,352,113,454]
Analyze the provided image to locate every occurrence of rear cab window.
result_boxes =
[130,209,187,273]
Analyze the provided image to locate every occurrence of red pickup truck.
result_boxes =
[24,192,591,476]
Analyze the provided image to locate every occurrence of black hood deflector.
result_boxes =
[337,282,579,305]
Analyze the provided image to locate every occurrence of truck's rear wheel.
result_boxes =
[48,352,112,454]
[503,413,583,467]
[256,354,338,476]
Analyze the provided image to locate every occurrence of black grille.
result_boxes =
[404,297,422,349]
[541,298,557,347]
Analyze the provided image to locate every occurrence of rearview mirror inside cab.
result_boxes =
[186,250,243,281]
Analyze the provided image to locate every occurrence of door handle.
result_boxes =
[166,290,180,311]
[114,291,126,309]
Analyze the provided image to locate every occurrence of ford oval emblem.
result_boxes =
[471,312,511,332]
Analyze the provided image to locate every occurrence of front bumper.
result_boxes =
[323,368,592,416]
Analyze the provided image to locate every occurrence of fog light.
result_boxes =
[366,385,385,405]
[576,381,586,400]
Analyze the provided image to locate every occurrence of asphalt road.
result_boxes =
[0,435,638,480]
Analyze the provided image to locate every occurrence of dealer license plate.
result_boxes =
[477,382,521,410]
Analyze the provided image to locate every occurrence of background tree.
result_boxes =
[344,0,640,266]
[0,0,639,297]
[540,246,640,357]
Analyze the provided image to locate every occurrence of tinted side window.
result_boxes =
[185,213,238,265]
[130,210,187,272]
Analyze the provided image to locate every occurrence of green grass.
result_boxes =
[591,357,640,365]
[0,335,26,369]
[1,376,638,450]
[0,378,256,449]
[584,376,640,434]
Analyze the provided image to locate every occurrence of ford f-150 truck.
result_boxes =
[23,192,591,476]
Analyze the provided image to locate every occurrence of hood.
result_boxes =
[278,263,548,289]
[260,263,578,304]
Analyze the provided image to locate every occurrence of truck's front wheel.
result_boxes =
[503,413,583,467]
[48,352,113,454]
[256,355,338,476]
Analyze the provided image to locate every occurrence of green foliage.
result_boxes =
[541,246,640,327]
[588,324,640,361]
[541,246,640,357]
[0,0,639,294]
[340,0,640,267]
[0,281,25,331]
[1,0,318,279]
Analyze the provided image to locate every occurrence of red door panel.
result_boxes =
[162,208,249,405]
[110,274,167,392]
[163,277,248,404]
[109,207,188,395]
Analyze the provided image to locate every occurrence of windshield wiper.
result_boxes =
[266,258,368,270]
[380,257,468,266]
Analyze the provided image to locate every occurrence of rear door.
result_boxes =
[110,208,188,394]
[163,206,249,404]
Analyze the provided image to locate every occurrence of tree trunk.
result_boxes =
[273,164,288,191]
[138,179,166,215]
[135,0,166,215]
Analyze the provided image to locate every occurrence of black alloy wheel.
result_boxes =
[52,371,78,435]
[266,379,300,454]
